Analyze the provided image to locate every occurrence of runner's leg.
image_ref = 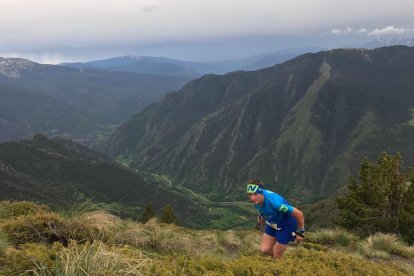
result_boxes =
[272,242,288,259]
[261,233,276,256]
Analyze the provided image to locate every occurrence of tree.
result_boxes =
[140,203,156,223]
[335,152,414,243]
[159,204,177,224]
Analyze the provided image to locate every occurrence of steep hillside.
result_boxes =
[105,46,414,203]
[0,135,199,221]
[0,85,103,143]
[0,57,192,125]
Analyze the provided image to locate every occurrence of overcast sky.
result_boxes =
[1,0,413,64]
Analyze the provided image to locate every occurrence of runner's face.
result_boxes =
[248,193,264,205]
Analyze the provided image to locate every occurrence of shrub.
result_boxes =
[336,153,414,243]
[140,203,156,223]
[0,242,62,275]
[0,201,51,219]
[0,212,65,245]
[159,204,177,224]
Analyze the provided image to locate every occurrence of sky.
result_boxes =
[1,0,414,64]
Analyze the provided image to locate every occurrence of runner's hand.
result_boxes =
[257,215,265,225]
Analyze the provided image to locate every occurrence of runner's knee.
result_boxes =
[261,245,273,255]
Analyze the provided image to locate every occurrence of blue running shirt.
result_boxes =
[254,189,294,225]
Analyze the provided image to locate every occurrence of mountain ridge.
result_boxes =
[105,46,414,203]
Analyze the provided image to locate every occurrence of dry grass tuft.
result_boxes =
[63,211,121,243]
[362,233,414,258]
[115,218,194,254]
[307,228,357,247]
[56,241,151,276]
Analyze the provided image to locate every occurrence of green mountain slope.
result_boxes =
[105,46,414,203]
[0,135,200,222]
[0,85,102,143]
[0,57,192,147]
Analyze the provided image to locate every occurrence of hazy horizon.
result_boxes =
[1,0,413,64]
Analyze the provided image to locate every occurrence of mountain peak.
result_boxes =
[0,57,38,78]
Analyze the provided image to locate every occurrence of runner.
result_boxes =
[246,178,305,259]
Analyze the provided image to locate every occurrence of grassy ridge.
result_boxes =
[0,201,413,275]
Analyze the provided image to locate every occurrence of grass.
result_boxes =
[307,228,357,247]
[0,200,413,275]
[358,233,414,259]
[0,230,9,256]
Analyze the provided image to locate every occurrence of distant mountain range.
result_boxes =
[0,57,191,145]
[362,37,414,49]
[104,46,414,204]
[60,47,324,77]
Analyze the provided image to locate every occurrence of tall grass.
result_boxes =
[0,230,9,256]
[358,233,414,259]
[64,210,121,243]
[29,241,151,276]
[115,218,194,254]
[307,228,357,247]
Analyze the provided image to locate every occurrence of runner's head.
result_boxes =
[246,178,264,204]
[246,178,264,194]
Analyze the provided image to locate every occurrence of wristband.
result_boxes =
[296,227,305,233]
[295,227,305,238]
[295,231,305,238]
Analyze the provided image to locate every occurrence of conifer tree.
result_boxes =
[140,203,156,223]
[335,152,414,243]
[159,204,177,224]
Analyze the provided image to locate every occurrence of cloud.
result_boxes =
[354,28,367,34]
[368,26,414,36]
[324,26,414,37]
[329,27,355,35]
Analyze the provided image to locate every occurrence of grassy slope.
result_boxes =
[0,201,412,275]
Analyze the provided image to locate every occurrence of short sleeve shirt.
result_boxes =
[254,189,294,224]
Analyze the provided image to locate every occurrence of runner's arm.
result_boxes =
[291,207,305,231]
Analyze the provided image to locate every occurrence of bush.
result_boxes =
[0,242,62,275]
[0,212,65,245]
[336,153,414,243]
[0,201,51,219]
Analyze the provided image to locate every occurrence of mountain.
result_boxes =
[0,85,102,143]
[0,135,200,221]
[61,56,214,77]
[210,47,324,73]
[0,57,192,144]
[104,46,414,204]
[60,48,323,77]
[362,37,414,49]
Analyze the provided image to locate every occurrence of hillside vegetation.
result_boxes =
[105,46,414,204]
[0,136,258,229]
[0,201,413,275]
[0,57,191,146]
